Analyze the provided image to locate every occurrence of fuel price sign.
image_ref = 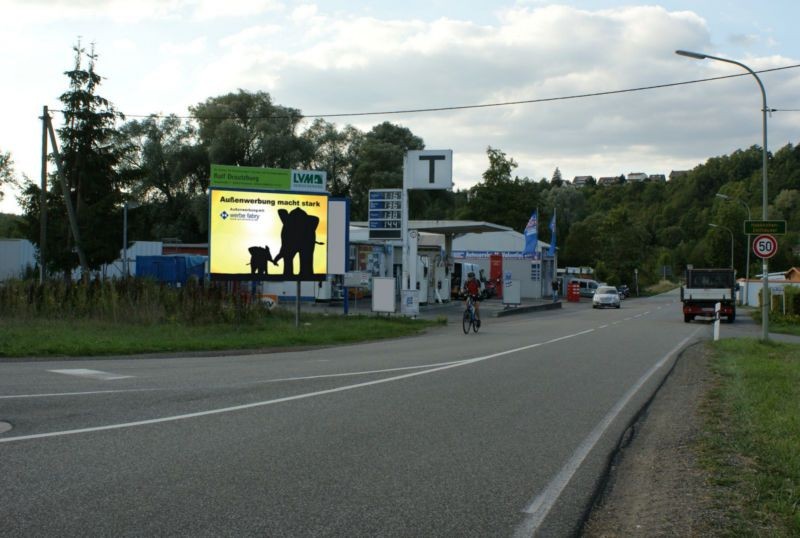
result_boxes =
[368,189,403,239]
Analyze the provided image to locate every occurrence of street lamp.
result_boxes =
[709,223,734,269]
[123,201,140,278]
[676,49,770,341]
[716,193,751,304]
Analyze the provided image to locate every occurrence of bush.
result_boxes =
[0,278,275,325]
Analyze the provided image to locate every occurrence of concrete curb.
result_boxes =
[494,301,563,317]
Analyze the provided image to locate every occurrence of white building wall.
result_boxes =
[103,241,164,279]
[0,239,36,280]
[453,231,553,299]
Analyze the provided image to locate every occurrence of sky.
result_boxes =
[1,0,799,215]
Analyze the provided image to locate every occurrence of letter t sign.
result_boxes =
[418,154,445,183]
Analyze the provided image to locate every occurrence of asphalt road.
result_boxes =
[0,290,706,537]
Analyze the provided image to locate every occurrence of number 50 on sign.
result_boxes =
[753,234,778,259]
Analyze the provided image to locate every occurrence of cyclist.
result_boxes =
[462,271,482,327]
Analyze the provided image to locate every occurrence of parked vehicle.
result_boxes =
[680,267,736,323]
[592,286,621,309]
[568,278,600,298]
[480,269,500,299]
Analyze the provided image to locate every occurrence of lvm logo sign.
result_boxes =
[291,170,327,192]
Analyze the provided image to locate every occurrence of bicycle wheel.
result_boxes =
[472,315,479,333]
[462,310,471,334]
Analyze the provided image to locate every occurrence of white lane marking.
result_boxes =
[0,389,156,400]
[1,329,593,443]
[512,329,701,537]
[598,325,609,329]
[259,360,468,384]
[48,369,133,381]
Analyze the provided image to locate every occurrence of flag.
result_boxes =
[522,210,538,258]
[548,209,557,257]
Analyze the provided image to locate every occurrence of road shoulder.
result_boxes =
[581,342,727,536]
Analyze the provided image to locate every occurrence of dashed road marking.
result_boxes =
[48,369,133,381]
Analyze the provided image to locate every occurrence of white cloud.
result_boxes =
[2,2,799,215]
[160,37,207,56]
[192,0,283,21]
[0,0,283,23]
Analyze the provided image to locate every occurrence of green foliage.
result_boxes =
[458,147,545,229]
[190,89,313,169]
[0,150,14,201]
[0,213,24,238]
[302,119,364,198]
[115,114,209,242]
[349,121,424,219]
[701,340,800,536]
[19,43,127,275]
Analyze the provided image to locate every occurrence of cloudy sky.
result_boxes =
[1,0,799,214]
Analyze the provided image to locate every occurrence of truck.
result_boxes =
[680,267,737,323]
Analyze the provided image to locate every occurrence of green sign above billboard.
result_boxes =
[210,164,290,190]
[210,164,327,193]
[744,220,786,235]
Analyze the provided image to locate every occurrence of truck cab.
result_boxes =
[681,267,736,323]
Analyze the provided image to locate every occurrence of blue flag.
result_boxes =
[548,209,557,257]
[523,211,538,257]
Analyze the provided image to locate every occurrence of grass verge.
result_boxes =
[749,310,800,337]
[0,314,442,358]
[700,339,800,536]
[642,280,679,296]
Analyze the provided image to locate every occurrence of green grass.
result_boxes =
[0,314,442,358]
[700,339,800,536]
[642,279,679,296]
[749,310,800,337]
[770,317,800,337]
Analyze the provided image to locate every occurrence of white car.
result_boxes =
[592,286,621,309]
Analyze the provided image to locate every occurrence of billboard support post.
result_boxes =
[295,281,301,327]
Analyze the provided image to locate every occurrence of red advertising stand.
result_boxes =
[567,281,581,302]
[490,254,503,299]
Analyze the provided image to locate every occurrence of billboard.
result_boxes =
[209,189,328,281]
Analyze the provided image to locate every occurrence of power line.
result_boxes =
[51,63,800,121]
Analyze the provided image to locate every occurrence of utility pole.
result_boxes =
[39,106,48,284]
[45,114,89,277]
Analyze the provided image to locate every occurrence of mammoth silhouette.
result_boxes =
[272,207,324,278]
[247,245,274,276]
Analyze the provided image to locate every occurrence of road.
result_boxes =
[0,290,705,536]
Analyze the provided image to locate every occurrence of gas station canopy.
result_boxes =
[352,220,514,236]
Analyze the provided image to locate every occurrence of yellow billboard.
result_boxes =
[209,189,328,281]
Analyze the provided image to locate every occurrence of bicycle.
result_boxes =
[462,294,480,334]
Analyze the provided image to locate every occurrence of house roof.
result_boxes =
[785,267,800,281]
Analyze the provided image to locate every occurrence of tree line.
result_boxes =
[2,44,798,286]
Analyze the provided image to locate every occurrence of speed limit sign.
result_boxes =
[753,234,778,259]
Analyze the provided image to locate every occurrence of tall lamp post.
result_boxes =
[709,223,734,269]
[123,201,140,278]
[716,193,751,304]
[676,49,770,341]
